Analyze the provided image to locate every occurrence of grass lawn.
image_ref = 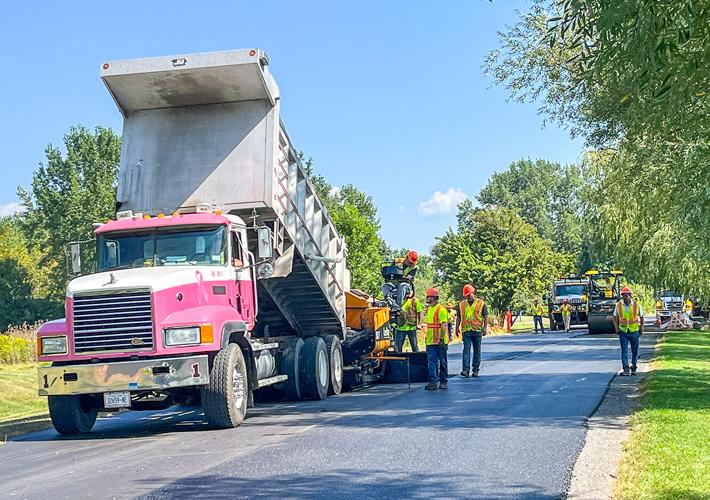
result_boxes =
[614,330,710,499]
[0,364,46,422]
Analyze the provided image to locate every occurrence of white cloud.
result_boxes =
[417,188,468,216]
[329,185,341,198]
[0,201,23,217]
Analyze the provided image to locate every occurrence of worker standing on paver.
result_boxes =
[612,286,644,376]
[531,298,545,334]
[560,298,572,332]
[424,287,450,391]
[395,289,422,352]
[456,284,488,377]
[684,297,694,317]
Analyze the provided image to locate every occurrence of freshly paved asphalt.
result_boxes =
[0,331,656,499]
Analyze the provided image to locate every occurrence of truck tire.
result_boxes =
[280,337,303,401]
[201,343,248,428]
[48,395,98,435]
[300,337,329,400]
[324,335,343,396]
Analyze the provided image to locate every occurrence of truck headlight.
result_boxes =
[164,327,201,346]
[40,336,68,355]
[163,325,214,347]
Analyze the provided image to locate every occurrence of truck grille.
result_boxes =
[72,290,154,354]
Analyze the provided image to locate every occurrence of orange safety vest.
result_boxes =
[459,298,485,332]
[616,300,640,332]
[426,305,447,345]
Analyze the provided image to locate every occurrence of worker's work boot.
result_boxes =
[460,370,470,378]
[630,367,637,375]
[471,370,480,377]
[620,369,630,376]
[425,383,437,391]
[439,381,448,390]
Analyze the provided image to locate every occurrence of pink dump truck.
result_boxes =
[36,49,357,434]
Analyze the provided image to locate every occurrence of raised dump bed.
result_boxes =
[101,49,349,337]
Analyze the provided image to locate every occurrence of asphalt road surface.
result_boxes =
[0,331,657,499]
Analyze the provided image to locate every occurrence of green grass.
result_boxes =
[0,364,46,422]
[615,330,710,499]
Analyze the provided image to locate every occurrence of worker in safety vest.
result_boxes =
[382,250,419,309]
[395,289,422,353]
[424,287,450,391]
[612,286,644,376]
[560,298,572,332]
[446,301,457,340]
[456,284,488,377]
[684,297,693,316]
[530,298,545,334]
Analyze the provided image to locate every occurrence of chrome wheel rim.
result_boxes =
[318,349,328,388]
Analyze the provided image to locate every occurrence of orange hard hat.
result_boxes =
[463,284,475,296]
[425,287,439,298]
[407,250,419,263]
[621,286,633,295]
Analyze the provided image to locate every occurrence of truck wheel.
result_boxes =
[324,335,343,396]
[201,343,248,428]
[48,395,98,435]
[279,337,303,401]
[300,337,329,400]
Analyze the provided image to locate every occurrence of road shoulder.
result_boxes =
[566,333,659,500]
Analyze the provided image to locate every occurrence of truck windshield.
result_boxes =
[555,284,587,296]
[97,226,227,271]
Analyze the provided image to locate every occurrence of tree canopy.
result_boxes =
[303,155,386,295]
[484,0,710,296]
[431,201,574,311]
[17,126,121,302]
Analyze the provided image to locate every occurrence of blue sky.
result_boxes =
[0,1,584,252]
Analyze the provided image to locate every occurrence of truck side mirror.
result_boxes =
[69,243,82,274]
[257,227,273,259]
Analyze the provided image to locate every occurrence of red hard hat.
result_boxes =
[463,284,475,296]
[425,287,439,298]
[407,250,419,264]
[621,286,633,295]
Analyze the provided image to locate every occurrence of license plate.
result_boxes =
[103,391,131,408]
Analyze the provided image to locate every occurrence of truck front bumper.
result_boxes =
[38,355,210,396]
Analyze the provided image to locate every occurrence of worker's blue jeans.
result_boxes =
[618,331,640,371]
[395,328,419,353]
[426,344,448,384]
[462,330,482,373]
[533,315,545,333]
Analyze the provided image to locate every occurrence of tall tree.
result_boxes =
[477,159,584,257]
[17,126,121,302]
[432,201,574,311]
[484,0,710,296]
[0,218,57,329]
[302,155,387,295]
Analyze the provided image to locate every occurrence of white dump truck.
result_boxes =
[36,49,418,435]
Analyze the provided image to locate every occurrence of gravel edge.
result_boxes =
[565,333,660,500]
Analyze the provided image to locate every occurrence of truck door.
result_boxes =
[232,231,254,324]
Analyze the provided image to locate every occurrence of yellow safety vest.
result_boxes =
[400,297,420,330]
[531,303,544,316]
[685,299,693,313]
[616,300,640,333]
[560,304,572,316]
[425,305,448,345]
[460,299,485,332]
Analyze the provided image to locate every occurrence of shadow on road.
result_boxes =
[139,469,559,500]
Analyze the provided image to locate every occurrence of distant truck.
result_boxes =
[36,49,420,435]
[547,275,589,330]
[655,289,684,322]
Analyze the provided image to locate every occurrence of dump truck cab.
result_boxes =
[548,275,590,330]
